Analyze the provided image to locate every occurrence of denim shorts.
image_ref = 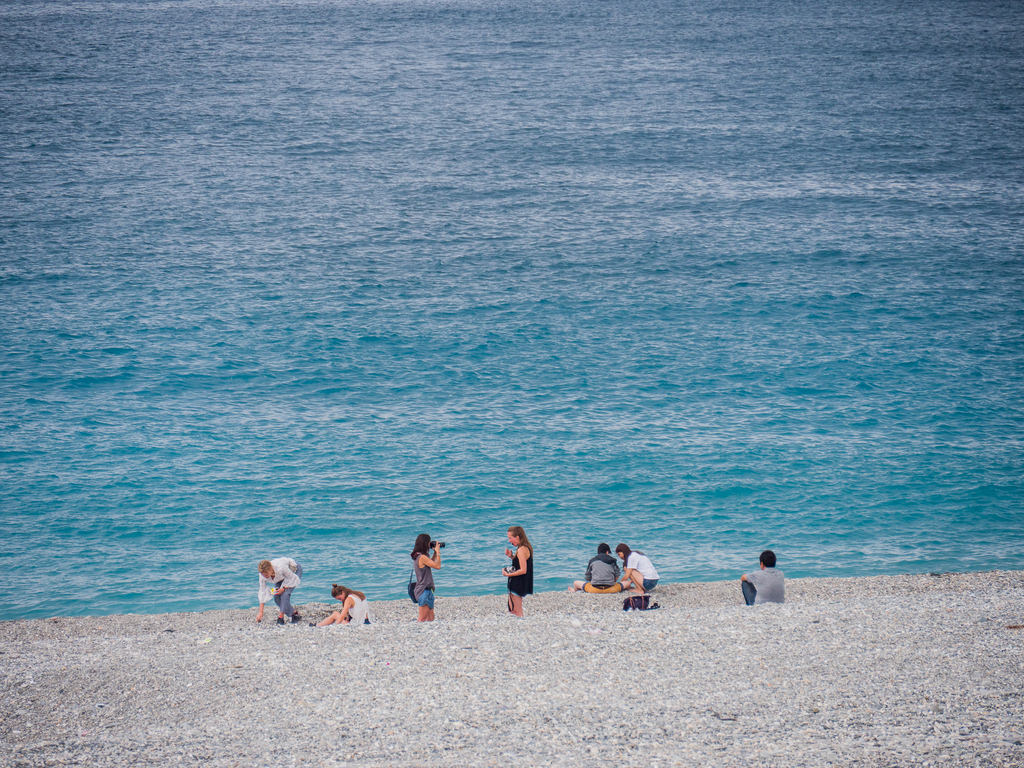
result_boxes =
[416,588,435,609]
[642,578,659,592]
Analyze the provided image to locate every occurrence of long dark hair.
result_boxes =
[331,584,366,601]
[412,533,431,559]
[615,543,631,562]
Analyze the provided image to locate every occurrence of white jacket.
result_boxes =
[258,557,300,604]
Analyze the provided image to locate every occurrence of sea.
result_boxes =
[1,0,1022,621]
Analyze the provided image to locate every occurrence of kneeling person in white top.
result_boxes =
[615,543,660,595]
[741,550,784,605]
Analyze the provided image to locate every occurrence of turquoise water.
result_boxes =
[2,0,1022,620]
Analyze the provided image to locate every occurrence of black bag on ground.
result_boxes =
[622,594,659,611]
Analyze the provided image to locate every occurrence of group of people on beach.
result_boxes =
[565,544,785,608]
[255,525,536,625]
[569,543,784,606]
[255,526,784,625]
[410,525,536,620]
[567,542,661,594]
[257,559,373,627]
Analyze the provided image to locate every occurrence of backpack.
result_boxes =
[622,594,659,611]
[407,569,417,604]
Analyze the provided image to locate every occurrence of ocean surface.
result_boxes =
[1,0,1022,620]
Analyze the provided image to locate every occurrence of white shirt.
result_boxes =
[348,595,371,625]
[626,552,659,580]
[257,557,300,604]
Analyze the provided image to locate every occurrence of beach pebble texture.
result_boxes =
[2,571,1023,767]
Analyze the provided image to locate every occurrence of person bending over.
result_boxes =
[256,557,303,624]
[615,544,660,595]
[569,542,622,593]
[741,550,785,605]
[315,584,371,626]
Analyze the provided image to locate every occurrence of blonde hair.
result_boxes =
[257,560,273,575]
[507,526,533,554]
[331,584,366,601]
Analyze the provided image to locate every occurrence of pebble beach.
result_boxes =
[3,570,1023,767]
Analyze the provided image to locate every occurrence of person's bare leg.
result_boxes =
[316,611,343,627]
[508,593,524,617]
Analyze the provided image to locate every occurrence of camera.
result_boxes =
[430,541,446,549]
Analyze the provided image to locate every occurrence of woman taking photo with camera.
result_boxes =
[411,533,442,622]
[503,525,533,617]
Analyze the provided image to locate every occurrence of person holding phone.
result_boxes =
[503,525,534,617]
[411,533,442,622]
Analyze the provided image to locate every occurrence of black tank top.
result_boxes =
[507,549,533,596]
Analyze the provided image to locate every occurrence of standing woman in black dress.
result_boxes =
[503,525,533,617]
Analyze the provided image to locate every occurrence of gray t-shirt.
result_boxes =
[585,554,620,587]
[412,555,435,599]
[744,567,784,604]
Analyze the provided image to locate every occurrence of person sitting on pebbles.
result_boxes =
[314,584,371,627]
[569,542,623,593]
[615,543,660,595]
[256,557,303,624]
[740,549,785,605]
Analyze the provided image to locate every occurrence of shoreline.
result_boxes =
[3,570,1023,766]
[5,565,1019,625]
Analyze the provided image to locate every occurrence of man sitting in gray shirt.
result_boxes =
[741,549,785,605]
[569,542,623,593]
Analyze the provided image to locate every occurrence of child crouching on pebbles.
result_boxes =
[314,584,371,626]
